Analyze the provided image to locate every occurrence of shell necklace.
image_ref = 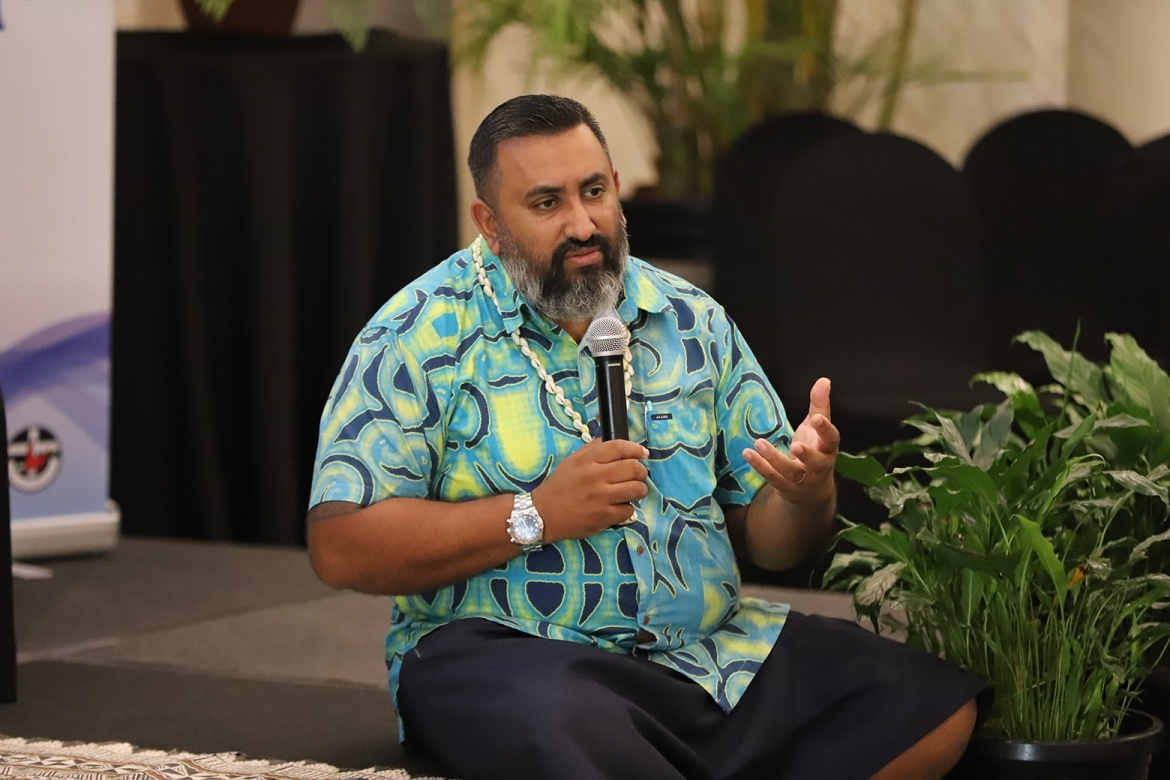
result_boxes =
[471,236,632,443]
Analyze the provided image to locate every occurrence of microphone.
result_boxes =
[584,314,630,441]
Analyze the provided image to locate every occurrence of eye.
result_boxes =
[534,197,558,210]
[584,185,605,198]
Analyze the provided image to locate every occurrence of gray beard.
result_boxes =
[496,218,629,322]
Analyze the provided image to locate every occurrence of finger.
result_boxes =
[808,377,832,422]
[790,439,833,473]
[744,439,805,484]
[805,415,841,455]
[606,459,649,483]
[592,439,650,463]
[610,503,637,526]
[609,480,649,504]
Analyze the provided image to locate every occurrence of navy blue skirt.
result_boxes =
[397,612,987,780]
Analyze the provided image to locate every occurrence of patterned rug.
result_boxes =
[0,738,451,780]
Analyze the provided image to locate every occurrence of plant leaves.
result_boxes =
[839,524,911,563]
[973,401,1014,470]
[1016,515,1069,604]
[929,462,999,507]
[1016,330,1107,407]
[1107,470,1170,502]
[835,452,888,487]
[855,562,906,606]
[974,371,1041,415]
[1130,529,1170,564]
[1105,333,1170,437]
[937,414,975,465]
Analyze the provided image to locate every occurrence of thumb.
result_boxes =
[809,377,832,421]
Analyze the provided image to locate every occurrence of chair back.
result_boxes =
[963,109,1134,376]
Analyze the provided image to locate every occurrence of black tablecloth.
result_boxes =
[111,31,459,544]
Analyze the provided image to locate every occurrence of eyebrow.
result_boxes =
[522,172,608,201]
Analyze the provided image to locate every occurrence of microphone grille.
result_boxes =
[584,314,629,357]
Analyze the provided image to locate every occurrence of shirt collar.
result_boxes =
[472,237,671,333]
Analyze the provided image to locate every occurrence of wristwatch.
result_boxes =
[507,492,544,552]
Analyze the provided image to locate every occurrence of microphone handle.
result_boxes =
[595,354,629,441]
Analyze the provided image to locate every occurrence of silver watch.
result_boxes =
[507,492,544,552]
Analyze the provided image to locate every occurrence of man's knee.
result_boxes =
[872,697,978,780]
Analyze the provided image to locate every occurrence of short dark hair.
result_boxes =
[468,94,611,204]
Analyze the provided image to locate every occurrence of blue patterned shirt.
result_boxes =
[310,242,794,730]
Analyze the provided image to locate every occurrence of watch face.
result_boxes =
[512,512,541,544]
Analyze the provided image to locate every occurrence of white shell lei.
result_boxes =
[471,236,633,443]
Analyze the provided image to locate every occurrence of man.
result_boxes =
[308,94,983,779]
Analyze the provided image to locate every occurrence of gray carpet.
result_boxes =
[2,536,856,777]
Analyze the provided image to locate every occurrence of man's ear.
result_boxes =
[470,199,501,255]
[613,169,621,198]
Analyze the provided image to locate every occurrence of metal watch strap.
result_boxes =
[507,492,543,552]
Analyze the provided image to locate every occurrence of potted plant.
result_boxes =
[185,0,372,50]
[449,0,950,200]
[826,331,1170,777]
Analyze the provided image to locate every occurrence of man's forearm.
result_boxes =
[307,494,520,596]
[742,481,836,571]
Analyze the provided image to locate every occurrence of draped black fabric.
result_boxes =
[111,31,459,545]
[1,385,15,701]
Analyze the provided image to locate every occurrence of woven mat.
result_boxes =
[0,738,451,780]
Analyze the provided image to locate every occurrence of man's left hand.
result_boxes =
[743,376,839,504]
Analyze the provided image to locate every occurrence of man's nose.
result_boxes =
[562,197,596,241]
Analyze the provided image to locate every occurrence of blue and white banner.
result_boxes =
[0,0,119,558]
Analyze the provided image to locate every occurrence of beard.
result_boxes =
[496,211,629,322]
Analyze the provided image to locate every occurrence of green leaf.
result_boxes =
[1017,515,1069,604]
[839,524,912,563]
[1130,529,1170,564]
[1107,470,1170,502]
[932,545,1007,576]
[937,414,975,464]
[855,562,906,606]
[1016,330,1107,406]
[326,0,371,51]
[835,452,888,487]
[194,0,233,20]
[929,462,999,507]
[973,401,1014,470]
[974,371,1042,415]
[866,479,929,517]
[1105,333,1170,438]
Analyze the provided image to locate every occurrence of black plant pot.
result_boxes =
[948,712,1166,779]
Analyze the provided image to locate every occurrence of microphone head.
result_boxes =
[584,314,629,357]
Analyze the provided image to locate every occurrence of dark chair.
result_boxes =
[1,384,16,701]
[715,124,991,586]
[962,109,1134,376]
[712,111,864,303]
[1096,131,1170,369]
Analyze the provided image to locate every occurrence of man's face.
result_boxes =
[479,124,628,322]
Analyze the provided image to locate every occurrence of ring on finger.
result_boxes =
[794,471,807,485]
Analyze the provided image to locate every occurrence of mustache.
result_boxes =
[550,235,618,279]
[552,235,607,267]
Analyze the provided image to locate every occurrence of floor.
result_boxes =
[1,536,857,777]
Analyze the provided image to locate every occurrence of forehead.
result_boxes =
[493,124,612,198]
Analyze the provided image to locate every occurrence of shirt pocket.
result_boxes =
[644,390,718,506]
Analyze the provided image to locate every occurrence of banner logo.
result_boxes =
[7,425,63,492]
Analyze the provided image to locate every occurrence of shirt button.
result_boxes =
[636,545,645,555]
[642,615,651,625]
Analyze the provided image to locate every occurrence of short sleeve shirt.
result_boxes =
[310,242,795,724]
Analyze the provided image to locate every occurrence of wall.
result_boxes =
[115,0,1170,246]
